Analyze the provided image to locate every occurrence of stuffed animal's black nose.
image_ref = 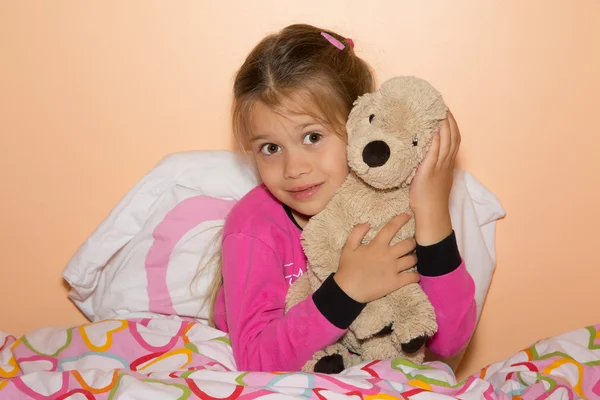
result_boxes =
[362,140,390,168]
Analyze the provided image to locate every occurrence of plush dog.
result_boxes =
[285,76,448,374]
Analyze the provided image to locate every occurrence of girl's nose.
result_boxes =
[284,151,312,179]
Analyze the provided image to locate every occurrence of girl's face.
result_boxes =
[249,101,349,227]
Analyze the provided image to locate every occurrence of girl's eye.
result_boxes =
[303,132,322,145]
[260,143,281,155]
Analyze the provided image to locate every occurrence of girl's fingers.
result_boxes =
[436,117,452,169]
[447,110,461,162]
[391,237,416,259]
[395,271,420,287]
[421,127,440,172]
[373,214,411,247]
[345,223,371,251]
[396,253,418,273]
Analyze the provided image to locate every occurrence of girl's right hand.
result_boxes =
[334,214,419,304]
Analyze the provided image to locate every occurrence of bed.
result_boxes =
[2,150,597,399]
[1,318,599,398]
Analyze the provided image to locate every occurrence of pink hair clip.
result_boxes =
[321,32,346,50]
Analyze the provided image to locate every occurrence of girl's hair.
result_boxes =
[198,23,376,326]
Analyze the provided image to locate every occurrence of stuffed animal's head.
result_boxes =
[346,76,448,190]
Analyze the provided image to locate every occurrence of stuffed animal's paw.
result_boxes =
[400,335,428,354]
[393,324,436,351]
[303,344,359,374]
[351,299,396,340]
[304,350,345,374]
[314,354,345,374]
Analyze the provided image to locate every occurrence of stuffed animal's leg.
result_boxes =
[302,343,360,374]
[350,297,395,340]
[389,283,438,356]
[360,334,402,363]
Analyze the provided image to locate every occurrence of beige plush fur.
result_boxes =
[285,76,449,373]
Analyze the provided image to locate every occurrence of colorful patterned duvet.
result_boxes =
[1,317,599,399]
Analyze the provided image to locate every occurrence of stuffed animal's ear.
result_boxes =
[346,92,378,148]
[348,92,376,124]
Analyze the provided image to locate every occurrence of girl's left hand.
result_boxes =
[409,110,461,245]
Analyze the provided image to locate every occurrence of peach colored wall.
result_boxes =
[1,1,599,378]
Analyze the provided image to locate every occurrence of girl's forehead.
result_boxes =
[250,100,324,135]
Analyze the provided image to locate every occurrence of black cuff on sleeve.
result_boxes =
[312,273,366,329]
[416,230,462,277]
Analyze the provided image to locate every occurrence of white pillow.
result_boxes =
[63,150,258,322]
[63,150,505,324]
[449,170,506,320]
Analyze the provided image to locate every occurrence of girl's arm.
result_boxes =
[417,230,476,358]
[408,111,476,358]
[221,232,365,372]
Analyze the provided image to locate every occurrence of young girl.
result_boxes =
[208,24,476,373]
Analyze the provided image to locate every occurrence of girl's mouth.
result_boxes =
[289,183,323,201]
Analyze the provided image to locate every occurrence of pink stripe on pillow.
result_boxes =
[145,195,236,314]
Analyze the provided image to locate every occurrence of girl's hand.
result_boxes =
[334,214,420,304]
[409,110,461,245]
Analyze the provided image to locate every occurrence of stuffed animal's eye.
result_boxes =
[412,139,418,147]
[369,114,375,123]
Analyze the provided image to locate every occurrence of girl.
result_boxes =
[208,24,476,372]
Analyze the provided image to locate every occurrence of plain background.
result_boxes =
[1,1,599,378]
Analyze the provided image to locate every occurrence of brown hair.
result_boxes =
[199,24,376,326]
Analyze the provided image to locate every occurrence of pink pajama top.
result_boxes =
[213,184,476,372]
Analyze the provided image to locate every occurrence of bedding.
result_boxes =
[1,316,599,399]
